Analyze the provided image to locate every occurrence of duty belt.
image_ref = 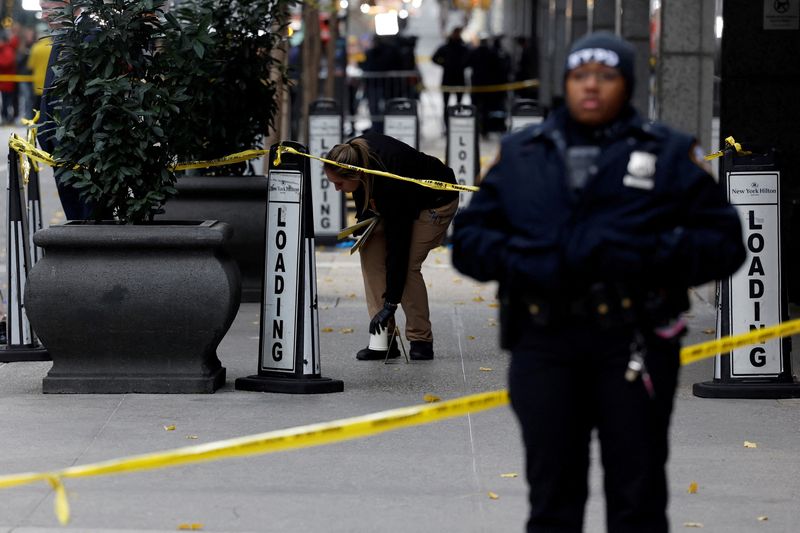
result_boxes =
[525,283,639,329]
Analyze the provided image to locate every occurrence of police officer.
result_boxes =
[451,32,746,532]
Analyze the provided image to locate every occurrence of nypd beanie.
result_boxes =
[564,31,636,96]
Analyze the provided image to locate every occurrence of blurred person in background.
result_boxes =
[0,28,20,125]
[27,30,52,117]
[432,26,469,119]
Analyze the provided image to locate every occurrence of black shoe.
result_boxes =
[356,339,401,361]
[409,341,433,361]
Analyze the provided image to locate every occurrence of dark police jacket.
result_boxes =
[354,132,458,303]
[451,106,746,343]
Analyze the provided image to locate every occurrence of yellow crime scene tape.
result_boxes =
[0,74,34,82]
[680,317,800,366]
[0,316,799,524]
[704,136,752,161]
[0,389,509,524]
[274,145,480,193]
[440,78,539,94]
[7,136,479,194]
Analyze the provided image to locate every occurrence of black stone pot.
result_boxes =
[25,221,241,394]
[157,176,267,303]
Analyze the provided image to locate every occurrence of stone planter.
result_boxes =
[25,221,241,393]
[157,176,267,303]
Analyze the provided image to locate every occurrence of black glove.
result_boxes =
[369,301,398,335]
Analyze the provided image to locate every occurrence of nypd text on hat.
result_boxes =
[567,48,620,70]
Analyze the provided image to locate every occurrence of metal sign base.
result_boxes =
[235,375,344,394]
[693,379,800,399]
[0,344,49,362]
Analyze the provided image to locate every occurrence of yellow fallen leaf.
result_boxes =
[744,441,758,448]
[757,516,768,521]
[488,491,499,500]
[186,435,198,440]
[423,394,441,403]
[321,327,334,333]
[500,473,518,478]
[455,301,465,305]
[324,277,333,282]
[682,523,703,528]
[346,293,357,299]
[467,335,476,340]
[702,328,715,335]
[488,303,500,308]
[480,367,493,372]
[435,258,442,264]
[163,425,176,431]
[472,295,485,302]
[687,481,698,494]
[452,277,463,283]
[339,328,354,334]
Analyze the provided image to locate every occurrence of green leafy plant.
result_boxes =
[50,0,198,223]
[167,0,296,176]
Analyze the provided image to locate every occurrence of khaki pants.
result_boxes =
[360,198,459,343]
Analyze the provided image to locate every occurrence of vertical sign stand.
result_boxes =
[307,98,344,246]
[509,99,543,133]
[384,98,419,149]
[694,148,800,398]
[27,164,44,263]
[1,150,49,362]
[446,104,479,211]
[236,142,343,394]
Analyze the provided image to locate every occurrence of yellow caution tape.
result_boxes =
[19,111,42,174]
[0,74,35,83]
[679,317,800,366]
[440,78,539,94]
[9,134,59,168]
[8,132,266,173]
[275,145,480,193]
[8,136,477,196]
[0,389,509,524]
[704,136,752,161]
[172,148,269,171]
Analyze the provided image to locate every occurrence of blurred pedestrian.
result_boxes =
[432,27,469,115]
[0,29,20,125]
[324,133,459,361]
[15,25,35,121]
[360,36,402,134]
[514,35,539,101]
[27,33,52,116]
[467,34,505,136]
[452,32,746,532]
